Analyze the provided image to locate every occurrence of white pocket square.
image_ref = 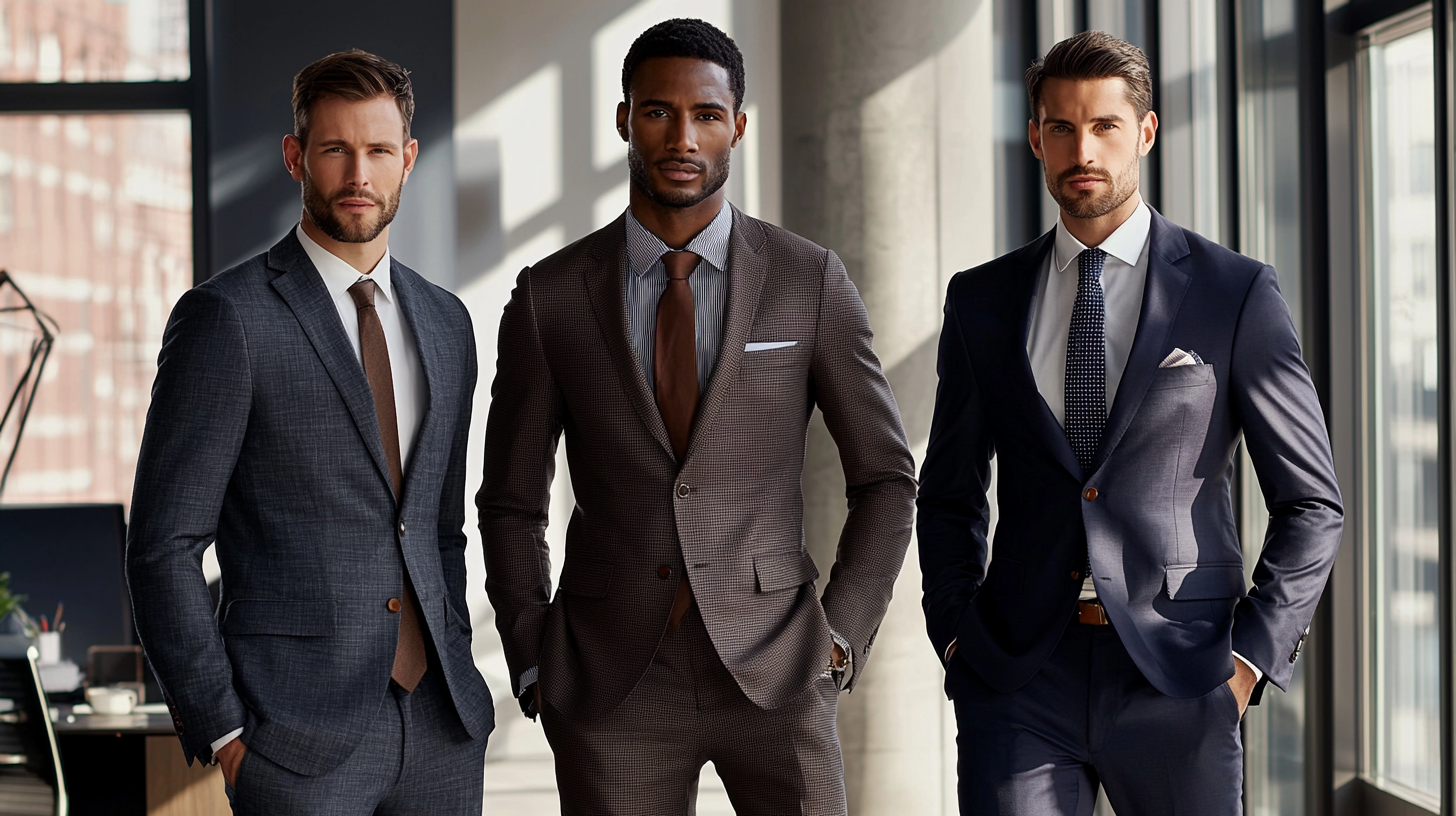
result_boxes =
[1159,348,1204,368]
[745,341,797,352]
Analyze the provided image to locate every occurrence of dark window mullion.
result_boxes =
[0,82,194,113]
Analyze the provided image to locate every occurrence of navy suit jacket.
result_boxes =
[126,232,493,775]
[918,209,1343,700]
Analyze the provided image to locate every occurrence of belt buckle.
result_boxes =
[1077,600,1110,626]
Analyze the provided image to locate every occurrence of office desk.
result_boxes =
[53,706,228,816]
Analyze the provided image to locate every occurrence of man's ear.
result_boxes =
[1027,118,1044,161]
[731,110,747,148]
[282,134,305,181]
[616,101,629,142]
[1139,110,1158,157]
[401,138,420,183]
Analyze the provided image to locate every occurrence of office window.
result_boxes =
[1360,10,1439,809]
[0,113,191,506]
[0,0,189,83]
[1235,1,1305,813]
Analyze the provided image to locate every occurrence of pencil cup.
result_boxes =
[36,632,60,665]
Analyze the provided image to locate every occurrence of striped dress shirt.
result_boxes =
[623,201,732,393]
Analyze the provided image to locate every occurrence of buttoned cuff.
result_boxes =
[1233,651,1263,683]
[209,728,244,764]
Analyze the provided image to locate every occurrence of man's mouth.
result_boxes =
[336,196,378,214]
[658,162,704,182]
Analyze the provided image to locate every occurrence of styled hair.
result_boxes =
[292,49,414,145]
[1025,31,1153,123]
[621,18,746,111]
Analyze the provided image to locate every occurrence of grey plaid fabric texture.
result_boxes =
[224,672,485,815]
[541,605,846,815]
[624,202,731,394]
[1064,247,1108,475]
[479,206,916,729]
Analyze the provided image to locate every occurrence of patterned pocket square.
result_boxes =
[1159,348,1204,368]
[745,341,797,352]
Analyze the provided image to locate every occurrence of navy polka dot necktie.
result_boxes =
[1065,247,1108,475]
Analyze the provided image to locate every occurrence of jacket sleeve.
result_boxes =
[809,250,918,689]
[477,267,564,698]
[915,277,994,665]
[1229,264,1344,693]
[124,283,251,765]
[438,300,478,625]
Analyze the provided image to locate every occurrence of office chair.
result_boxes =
[0,643,67,816]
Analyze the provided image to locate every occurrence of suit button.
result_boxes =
[657,565,672,580]
[397,521,406,536]
[387,598,402,613]
[676,483,691,498]
[1083,487,1098,501]
[1070,571,1081,581]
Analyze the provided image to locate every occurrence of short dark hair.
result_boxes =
[621,18,746,111]
[292,49,414,145]
[1025,31,1153,123]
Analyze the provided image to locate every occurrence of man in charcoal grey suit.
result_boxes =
[126,50,491,814]
[478,19,915,816]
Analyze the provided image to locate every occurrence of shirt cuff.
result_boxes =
[209,727,244,763]
[517,666,539,697]
[1233,651,1263,683]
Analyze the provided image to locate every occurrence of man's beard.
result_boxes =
[627,143,731,209]
[301,165,403,243]
[1045,155,1139,220]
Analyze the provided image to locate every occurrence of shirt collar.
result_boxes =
[623,199,733,278]
[1051,197,1151,273]
[295,223,394,303]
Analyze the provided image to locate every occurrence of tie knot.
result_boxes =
[662,251,700,281]
[348,278,378,309]
[1078,247,1107,278]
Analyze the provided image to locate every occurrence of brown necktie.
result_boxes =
[653,252,700,634]
[348,278,428,693]
[654,251,701,459]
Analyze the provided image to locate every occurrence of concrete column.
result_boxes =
[780,2,998,814]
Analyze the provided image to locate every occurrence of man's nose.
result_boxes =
[665,117,698,153]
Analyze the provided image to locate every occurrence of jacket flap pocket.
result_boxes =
[1165,564,1246,600]
[754,551,819,592]
[222,599,336,637]
[559,558,614,598]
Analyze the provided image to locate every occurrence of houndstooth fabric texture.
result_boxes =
[1064,247,1108,475]
[478,206,917,723]
[541,604,846,815]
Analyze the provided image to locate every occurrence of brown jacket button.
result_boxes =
[657,565,672,580]
[387,598,402,613]
[676,483,691,498]
[1083,487,1099,501]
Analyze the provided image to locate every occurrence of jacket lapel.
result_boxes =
[1002,231,1084,481]
[390,260,440,500]
[683,207,769,463]
[582,216,677,460]
[1093,209,1193,471]
[267,232,396,501]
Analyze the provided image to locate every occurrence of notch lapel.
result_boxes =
[582,216,677,460]
[1093,211,1193,470]
[267,233,396,500]
[390,261,441,504]
[683,207,768,463]
[1002,232,1084,481]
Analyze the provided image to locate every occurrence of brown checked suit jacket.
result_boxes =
[478,206,916,720]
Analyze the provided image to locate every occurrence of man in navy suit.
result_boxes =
[918,31,1342,815]
[127,50,492,814]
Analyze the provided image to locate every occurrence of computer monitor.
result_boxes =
[0,504,130,668]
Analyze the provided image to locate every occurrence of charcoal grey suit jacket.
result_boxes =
[126,231,493,776]
[479,207,916,719]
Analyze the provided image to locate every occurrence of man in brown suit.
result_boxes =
[478,18,916,816]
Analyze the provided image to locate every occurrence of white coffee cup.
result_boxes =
[36,632,60,665]
[85,686,138,715]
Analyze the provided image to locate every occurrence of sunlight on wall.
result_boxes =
[456,62,562,233]
[591,0,732,171]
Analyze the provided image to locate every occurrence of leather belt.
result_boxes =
[1076,600,1110,626]
[665,576,694,634]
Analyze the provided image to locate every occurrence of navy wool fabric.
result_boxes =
[126,231,494,780]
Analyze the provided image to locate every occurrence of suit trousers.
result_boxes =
[541,604,846,815]
[950,618,1243,816]
[224,670,486,815]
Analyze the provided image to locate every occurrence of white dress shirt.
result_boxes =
[210,225,427,759]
